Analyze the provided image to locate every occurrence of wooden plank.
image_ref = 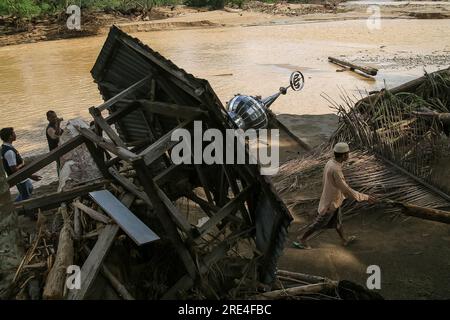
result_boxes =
[156,186,193,234]
[89,190,160,246]
[82,245,135,300]
[67,223,119,300]
[89,107,127,148]
[137,116,195,166]
[139,100,207,119]
[96,75,152,112]
[198,186,251,236]
[108,167,153,208]
[7,135,84,187]
[73,200,111,224]
[14,180,108,214]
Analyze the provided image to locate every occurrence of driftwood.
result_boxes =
[43,204,74,299]
[328,56,378,76]
[254,281,338,300]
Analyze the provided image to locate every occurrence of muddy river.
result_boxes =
[1,18,449,186]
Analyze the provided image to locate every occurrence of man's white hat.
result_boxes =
[333,142,350,153]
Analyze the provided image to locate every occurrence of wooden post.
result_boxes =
[0,161,23,299]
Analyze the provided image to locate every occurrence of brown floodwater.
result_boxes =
[1,19,449,186]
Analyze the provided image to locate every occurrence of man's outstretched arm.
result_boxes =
[332,168,369,202]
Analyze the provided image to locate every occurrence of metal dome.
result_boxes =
[226,95,269,130]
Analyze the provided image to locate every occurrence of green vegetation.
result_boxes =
[0,0,310,19]
[0,0,182,18]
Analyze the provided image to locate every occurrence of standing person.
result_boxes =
[46,110,64,175]
[46,110,64,151]
[294,142,376,249]
[1,127,41,201]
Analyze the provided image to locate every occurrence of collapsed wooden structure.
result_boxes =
[8,26,294,299]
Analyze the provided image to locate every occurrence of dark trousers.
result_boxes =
[15,179,33,202]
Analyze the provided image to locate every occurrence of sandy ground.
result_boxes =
[278,207,450,299]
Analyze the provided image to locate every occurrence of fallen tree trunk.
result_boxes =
[328,56,378,76]
[43,204,74,299]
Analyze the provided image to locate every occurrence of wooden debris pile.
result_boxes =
[7,26,298,300]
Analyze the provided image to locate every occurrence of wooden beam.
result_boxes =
[96,75,152,112]
[77,127,137,162]
[84,140,109,178]
[14,180,108,214]
[89,107,126,148]
[153,164,192,186]
[73,200,111,224]
[137,116,195,166]
[194,165,215,206]
[139,100,207,119]
[67,223,119,300]
[7,135,84,187]
[104,102,140,125]
[197,186,251,236]
[133,159,198,279]
[108,167,153,209]
[155,185,193,235]
[83,245,135,300]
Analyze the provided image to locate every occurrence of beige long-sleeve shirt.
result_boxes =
[318,159,369,215]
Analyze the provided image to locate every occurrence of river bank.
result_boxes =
[2,1,450,47]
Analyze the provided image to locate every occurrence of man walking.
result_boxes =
[295,142,376,249]
[1,127,41,201]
